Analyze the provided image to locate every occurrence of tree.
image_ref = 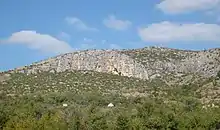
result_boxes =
[88,114,108,130]
[116,114,129,130]
[217,71,220,79]
[0,109,8,129]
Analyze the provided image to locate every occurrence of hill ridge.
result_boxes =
[1,46,220,80]
[2,49,149,80]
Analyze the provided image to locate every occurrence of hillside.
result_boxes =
[1,47,220,80]
[121,47,220,78]
[1,47,220,129]
[2,50,149,80]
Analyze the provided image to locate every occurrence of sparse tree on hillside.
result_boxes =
[116,114,129,130]
[217,71,220,79]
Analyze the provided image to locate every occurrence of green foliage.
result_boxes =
[88,113,108,130]
[115,114,129,130]
[217,71,220,78]
[0,108,8,129]
[1,93,220,130]
[1,71,220,129]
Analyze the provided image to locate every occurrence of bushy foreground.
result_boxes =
[1,92,220,130]
[0,71,220,129]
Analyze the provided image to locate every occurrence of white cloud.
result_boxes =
[100,39,121,49]
[205,10,215,16]
[138,21,220,43]
[75,38,96,50]
[109,44,121,49]
[80,43,96,49]
[217,17,220,23]
[65,17,98,31]
[58,32,71,41]
[83,37,93,43]
[101,40,107,44]
[157,0,220,14]
[74,38,122,50]
[103,15,132,31]
[3,30,73,54]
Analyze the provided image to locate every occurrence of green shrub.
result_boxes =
[217,71,220,78]
[1,71,220,129]
[115,114,129,130]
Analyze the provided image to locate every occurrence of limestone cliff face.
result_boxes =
[122,47,220,77]
[11,50,149,80]
[2,47,220,80]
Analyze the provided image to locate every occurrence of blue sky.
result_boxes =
[0,0,220,70]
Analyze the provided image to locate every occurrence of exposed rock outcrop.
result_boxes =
[9,50,149,80]
[2,47,220,80]
[122,47,220,78]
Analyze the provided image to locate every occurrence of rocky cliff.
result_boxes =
[6,50,149,80]
[1,47,220,80]
[122,47,220,78]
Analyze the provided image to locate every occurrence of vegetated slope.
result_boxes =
[0,70,220,129]
[1,47,220,129]
[1,70,220,105]
[0,71,151,98]
[121,46,220,78]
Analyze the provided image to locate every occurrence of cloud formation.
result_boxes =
[138,21,220,43]
[103,15,132,31]
[73,38,96,50]
[109,44,121,49]
[157,0,220,14]
[58,32,71,41]
[217,17,220,23]
[65,17,98,31]
[74,38,122,50]
[3,30,73,54]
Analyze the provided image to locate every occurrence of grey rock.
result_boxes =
[10,50,149,80]
[122,47,220,78]
[3,47,220,80]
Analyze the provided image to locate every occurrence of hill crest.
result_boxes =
[1,47,220,80]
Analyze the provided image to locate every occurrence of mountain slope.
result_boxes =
[121,47,220,78]
[3,50,149,80]
[1,46,220,104]
[1,47,220,80]
[1,47,220,129]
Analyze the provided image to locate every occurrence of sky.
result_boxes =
[0,0,220,71]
